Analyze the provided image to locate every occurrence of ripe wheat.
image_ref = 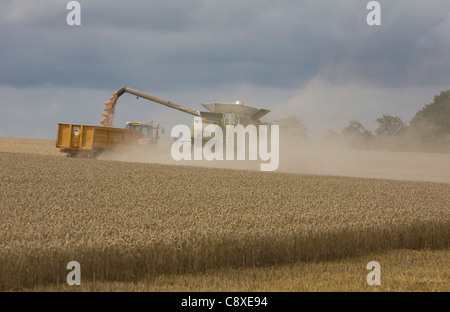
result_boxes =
[0,140,449,290]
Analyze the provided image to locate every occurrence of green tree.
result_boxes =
[275,115,308,141]
[342,120,372,138]
[342,120,374,149]
[410,90,450,140]
[375,115,406,137]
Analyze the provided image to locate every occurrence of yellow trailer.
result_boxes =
[56,123,140,157]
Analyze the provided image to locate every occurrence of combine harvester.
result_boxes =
[56,86,272,157]
[102,87,272,143]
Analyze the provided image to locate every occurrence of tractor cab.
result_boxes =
[125,121,164,145]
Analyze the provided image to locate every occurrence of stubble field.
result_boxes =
[0,137,449,291]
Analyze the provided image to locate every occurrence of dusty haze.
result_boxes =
[2,135,448,184]
[95,137,450,184]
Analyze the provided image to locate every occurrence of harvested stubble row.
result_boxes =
[0,151,449,290]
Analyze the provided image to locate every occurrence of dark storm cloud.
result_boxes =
[1,0,450,139]
[1,0,450,90]
[322,1,450,88]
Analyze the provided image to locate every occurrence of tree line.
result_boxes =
[277,89,450,153]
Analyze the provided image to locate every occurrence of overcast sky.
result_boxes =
[1,0,450,139]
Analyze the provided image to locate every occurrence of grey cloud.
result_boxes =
[1,0,450,140]
[0,0,376,90]
[1,1,448,91]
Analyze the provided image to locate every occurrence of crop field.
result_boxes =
[0,137,449,291]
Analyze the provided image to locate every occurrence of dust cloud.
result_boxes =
[97,134,450,184]
[94,84,450,184]
[277,141,450,184]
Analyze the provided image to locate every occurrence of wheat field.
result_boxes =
[0,137,449,291]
